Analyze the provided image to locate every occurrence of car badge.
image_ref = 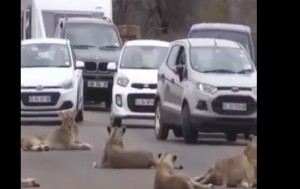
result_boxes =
[231,86,239,92]
[36,85,43,90]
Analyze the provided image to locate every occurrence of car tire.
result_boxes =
[182,103,198,144]
[110,112,122,126]
[225,132,238,142]
[154,100,169,140]
[173,128,183,137]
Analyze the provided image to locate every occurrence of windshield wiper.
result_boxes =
[99,45,121,50]
[71,45,95,49]
[237,69,254,74]
[203,69,236,73]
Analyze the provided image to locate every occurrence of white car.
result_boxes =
[108,40,170,126]
[21,38,85,122]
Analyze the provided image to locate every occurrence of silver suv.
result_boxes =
[154,38,257,144]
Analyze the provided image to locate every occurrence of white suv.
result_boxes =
[108,40,170,126]
[154,38,257,143]
[21,38,85,122]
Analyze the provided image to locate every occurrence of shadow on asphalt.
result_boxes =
[168,138,247,146]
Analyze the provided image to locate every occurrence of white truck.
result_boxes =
[21,0,113,40]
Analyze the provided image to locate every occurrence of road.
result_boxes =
[21,107,248,189]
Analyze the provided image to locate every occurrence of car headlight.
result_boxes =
[116,76,129,87]
[252,87,257,95]
[62,80,74,89]
[197,83,217,94]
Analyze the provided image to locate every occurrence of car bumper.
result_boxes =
[21,88,77,122]
[111,85,156,119]
[83,72,114,101]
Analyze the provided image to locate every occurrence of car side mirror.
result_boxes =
[75,60,84,69]
[107,62,117,71]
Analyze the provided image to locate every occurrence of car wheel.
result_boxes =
[110,112,122,126]
[173,128,183,137]
[182,103,198,144]
[154,100,169,140]
[225,132,238,142]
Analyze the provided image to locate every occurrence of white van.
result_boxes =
[21,0,113,40]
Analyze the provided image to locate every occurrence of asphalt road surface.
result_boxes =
[21,106,249,189]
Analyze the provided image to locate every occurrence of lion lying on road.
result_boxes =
[194,135,257,188]
[21,177,40,188]
[154,152,213,189]
[93,126,183,169]
[21,110,92,151]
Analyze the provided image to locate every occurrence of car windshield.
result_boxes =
[21,43,71,68]
[190,47,254,74]
[120,46,168,69]
[189,30,253,60]
[65,23,121,49]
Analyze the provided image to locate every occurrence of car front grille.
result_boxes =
[84,62,97,71]
[21,92,60,106]
[211,95,256,115]
[131,83,157,89]
[98,62,108,72]
[84,62,108,72]
[127,93,156,113]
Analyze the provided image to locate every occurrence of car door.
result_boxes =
[159,45,181,124]
[172,44,188,117]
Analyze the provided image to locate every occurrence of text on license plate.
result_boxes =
[28,95,51,103]
[222,102,247,111]
[87,81,108,88]
[135,98,155,106]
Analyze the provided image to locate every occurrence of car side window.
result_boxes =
[166,45,181,68]
[175,46,187,66]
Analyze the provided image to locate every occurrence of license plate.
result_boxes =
[222,102,247,111]
[135,98,155,106]
[87,81,108,88]
[28,95,51,103]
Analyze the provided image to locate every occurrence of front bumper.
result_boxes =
[21,88,77,122]
[190,115,257,133]
[83,72,114,102]
[111,84,156,119]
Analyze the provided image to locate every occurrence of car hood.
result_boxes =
[118,69,158,84]
[21,68,73,87]
[74,48,121,63]
[195,72,257,88]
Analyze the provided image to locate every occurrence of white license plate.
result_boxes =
[28,95,51,103]
[135,98,155,106]
[222,103,247,111]
[87,81,108,88]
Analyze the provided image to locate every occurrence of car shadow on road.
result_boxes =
[21,121,60,126]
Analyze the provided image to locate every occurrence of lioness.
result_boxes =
[154,152,213,189]
[21,177,40,187]
[21,110,92,151]
[194,135,257,188]
[93,126,182,169]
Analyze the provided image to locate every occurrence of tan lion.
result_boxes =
[194,135,257,188]
[154,152,213,189]
[21,110,92,151]
[93,126,182,169]
[21,177,40,188]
